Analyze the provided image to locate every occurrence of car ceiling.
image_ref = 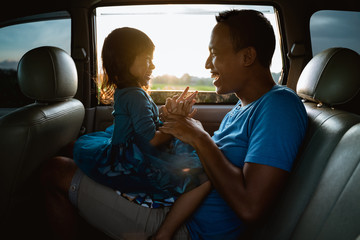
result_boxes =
[2,0,360,24]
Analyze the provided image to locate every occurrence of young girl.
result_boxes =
[73,27,210,238]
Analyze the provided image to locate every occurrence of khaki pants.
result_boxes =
[69,169,190,240]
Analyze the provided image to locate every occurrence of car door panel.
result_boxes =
[92,104,233,136]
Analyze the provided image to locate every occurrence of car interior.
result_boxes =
[0,0,359,239]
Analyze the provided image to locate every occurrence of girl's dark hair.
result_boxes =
[216,9,275,68]
[98,27,155,104]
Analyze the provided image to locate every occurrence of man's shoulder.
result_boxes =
[270,85,298,97]
[263,85,302,106]
[252,85,307,121]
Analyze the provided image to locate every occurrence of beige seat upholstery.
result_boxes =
[0,46,84,229]
[254,48,360,239]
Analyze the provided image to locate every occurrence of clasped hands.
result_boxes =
[159,87,206,146]
[159,86,197,121]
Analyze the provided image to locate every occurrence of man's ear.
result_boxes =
[242,47,257,66]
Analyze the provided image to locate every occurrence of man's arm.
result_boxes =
[160,115,289,223]
[195,134,288,223]
[153,181,212,240]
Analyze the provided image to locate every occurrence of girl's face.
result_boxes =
[129,51,155,87]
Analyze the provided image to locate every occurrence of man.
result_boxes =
[159,9,308,239]
[42,9,307,240]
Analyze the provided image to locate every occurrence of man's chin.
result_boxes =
[215,86,233,95]
[215,87,224,95]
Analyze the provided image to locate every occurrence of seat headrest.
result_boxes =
[297,47,360,107]
[17,46,78,102]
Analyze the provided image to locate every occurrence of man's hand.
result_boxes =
[159,114,206,147]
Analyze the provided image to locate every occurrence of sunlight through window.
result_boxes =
[95,4,282,102]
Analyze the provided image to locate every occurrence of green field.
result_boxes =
[150,83,215,92]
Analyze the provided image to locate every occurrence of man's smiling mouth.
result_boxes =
[211,72,220,81]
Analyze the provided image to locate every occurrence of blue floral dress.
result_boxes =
[73,87,206,208]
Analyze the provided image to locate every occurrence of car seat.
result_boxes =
[0,46,85,230]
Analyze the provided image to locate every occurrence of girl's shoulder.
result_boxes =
[114,87,155,112]
[116,87,146,96]
[115,87,149,101]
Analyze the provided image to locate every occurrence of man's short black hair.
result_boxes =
[216,9,276,68]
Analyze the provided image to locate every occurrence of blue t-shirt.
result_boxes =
[186,85,308,239]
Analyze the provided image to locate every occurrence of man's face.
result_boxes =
[205,23,247,96]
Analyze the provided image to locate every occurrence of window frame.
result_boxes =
[0,11,70,28]
[0,11,72,108]
[310,9,360,56]
[91,3,285,105]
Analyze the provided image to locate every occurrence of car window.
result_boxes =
[0,12,71,108]
[310,10,360,56]
[94,4,283,104]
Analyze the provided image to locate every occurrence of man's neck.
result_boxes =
[236,69,275,106]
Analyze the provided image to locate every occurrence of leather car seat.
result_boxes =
[297,47,360,115]
[0,46,85,223]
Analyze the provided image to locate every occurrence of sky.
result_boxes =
[1,6,360,78]
[0,19,71,68]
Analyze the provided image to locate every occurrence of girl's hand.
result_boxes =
[163,86,198,118]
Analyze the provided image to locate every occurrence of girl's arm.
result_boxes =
[153,181,212,240]
[149,131,173,147]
